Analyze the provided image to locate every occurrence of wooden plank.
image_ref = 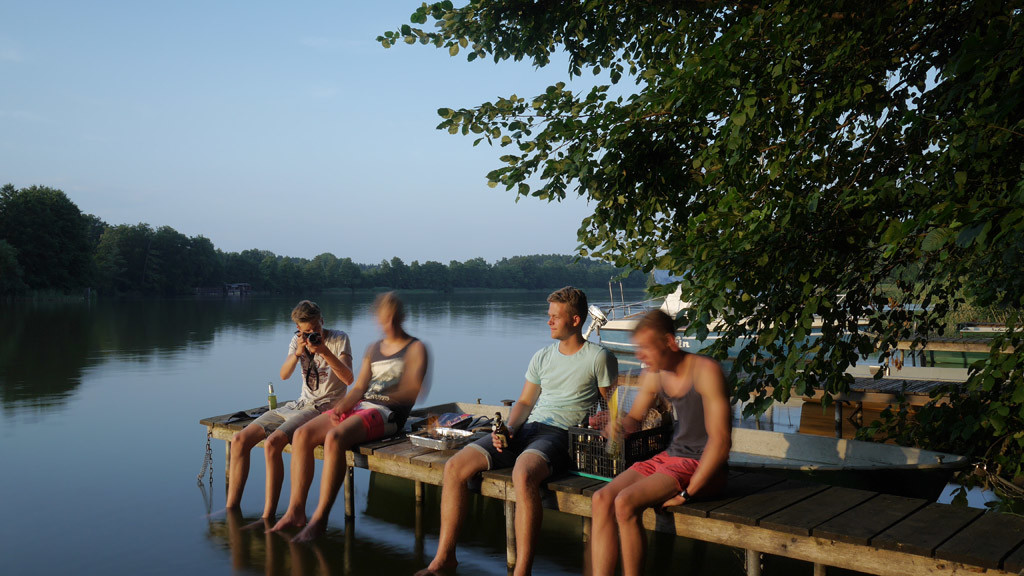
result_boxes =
[895,339,1008,353]
[670,472,787,519]
[546,474,606,495]
[480,475,509,500]
[360,454,444,485]
[551,491,598,517]
[482,468,515,483]
[660,512,1006,576]
[411,449,459,469]
[760,486,877,536]
[711,479,830,526]
[871,503,983,556]
[1004,540,1024,573]
[371,441,435,463]
[934,511,1024,569]
[813,493,927,545]
[358,435,411,455]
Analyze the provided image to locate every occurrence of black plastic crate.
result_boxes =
[568,421,672,481]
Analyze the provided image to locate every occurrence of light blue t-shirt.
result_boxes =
[525,341,618,430]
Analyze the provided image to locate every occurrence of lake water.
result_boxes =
[1,291,868,576]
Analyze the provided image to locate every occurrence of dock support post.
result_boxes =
[414,497,424,563]
[504,500,517,570]
[224,440,231,488]
[813,563,827,576]
[582,516,592,543]
[344,467,355,518]
[745,549,761,576]
[415,480,424,503]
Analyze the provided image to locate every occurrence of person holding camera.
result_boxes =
[225,300,354,523]
[272,291,428,542]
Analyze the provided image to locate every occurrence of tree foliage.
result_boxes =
[1,183,641,296]
[383,1,1024,496]
[0,184,94,291]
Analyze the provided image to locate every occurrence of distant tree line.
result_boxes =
[0,184,644,296]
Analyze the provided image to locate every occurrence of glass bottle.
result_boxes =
[493,412,510,449]
[268,383,278,410]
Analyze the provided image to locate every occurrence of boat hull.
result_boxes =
[729,462,958,501]
[727,428,968,501]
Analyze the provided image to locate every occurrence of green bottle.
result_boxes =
[268,383,278,410]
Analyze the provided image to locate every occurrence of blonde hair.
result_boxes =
[547,286,588,321]
[373,291,405,328]
[290,300,322,324]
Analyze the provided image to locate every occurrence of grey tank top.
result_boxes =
[663,366,708,459]
[363,337,418,427]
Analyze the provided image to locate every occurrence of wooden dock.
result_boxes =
[200,403,1024,576]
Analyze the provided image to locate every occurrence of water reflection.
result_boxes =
[206,468,829,576]
[0,290,624,414]
[0,298,299,411]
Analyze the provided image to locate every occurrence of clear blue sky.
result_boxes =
[0,1,604,264]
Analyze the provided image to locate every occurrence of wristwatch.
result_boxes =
[680,489,691,502]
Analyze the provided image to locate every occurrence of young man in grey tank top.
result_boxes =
[591,309,732,576]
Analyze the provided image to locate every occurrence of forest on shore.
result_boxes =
[0,184,645,297]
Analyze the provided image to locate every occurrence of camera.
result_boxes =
[306,332,322,346]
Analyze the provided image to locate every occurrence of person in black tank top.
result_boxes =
[590,310,732,576]
[271,292,429,542]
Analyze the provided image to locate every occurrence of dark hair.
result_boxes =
[547,286,588,321]
[634,309,675,336]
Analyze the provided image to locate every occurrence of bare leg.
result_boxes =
[226,423,267,509]
[510,453,550,576]
[591,470,644,576]
[270,413,334,532]
[614,473,678,576]
[225,506,248,569]
[261,430,289,519]
[415,446,489,575]
[293,416,368,543]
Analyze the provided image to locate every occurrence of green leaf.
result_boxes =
[921,228,951,252]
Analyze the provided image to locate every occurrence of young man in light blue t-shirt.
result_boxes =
[417,287,617,576]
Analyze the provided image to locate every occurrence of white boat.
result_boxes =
[729,427,968,500]
[585,274,835,362]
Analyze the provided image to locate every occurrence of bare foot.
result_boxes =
[413,558,458,576]
[268,510,307,533]
[206,507,228,519]
[291,518,327,543]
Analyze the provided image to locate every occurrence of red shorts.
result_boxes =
[628,452,726,494]
[325,407,390,440]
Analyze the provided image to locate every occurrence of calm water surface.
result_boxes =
[0,292,861,576]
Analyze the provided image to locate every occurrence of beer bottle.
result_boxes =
[493,412,510,450]
[268,383,278,410]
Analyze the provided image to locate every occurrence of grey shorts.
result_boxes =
[250,402,321,439]
[467,421,570,475]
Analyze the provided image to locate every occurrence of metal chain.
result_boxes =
[197,428,213,487]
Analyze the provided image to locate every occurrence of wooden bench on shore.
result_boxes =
[200,403,1024,576]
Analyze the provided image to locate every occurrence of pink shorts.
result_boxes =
[629,452,726,494]
[325,406,391,440]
